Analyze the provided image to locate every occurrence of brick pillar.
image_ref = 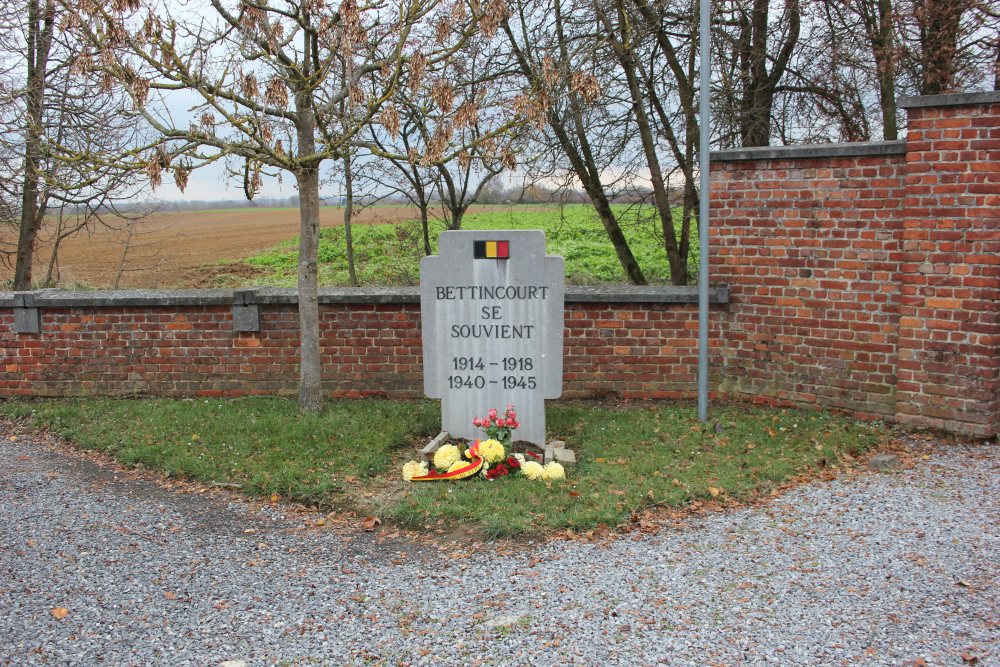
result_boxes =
[895,93,1000,438]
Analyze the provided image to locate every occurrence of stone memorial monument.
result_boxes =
[420,230,564,446]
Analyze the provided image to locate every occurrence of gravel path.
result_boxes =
[1,421,997,667]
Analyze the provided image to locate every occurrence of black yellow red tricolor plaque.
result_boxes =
[473,240,509,259]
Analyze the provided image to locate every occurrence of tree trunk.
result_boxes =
[502,16,646,285]
[874,0,898,140]
[418,187,432,256]
[919,0,967,95]
[600,0,687,283]
[296,166,323,411]
[343,153,358,286]
[737,0,800,147]
[13,0,53,290]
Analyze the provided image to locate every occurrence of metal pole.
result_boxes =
[697,0,711,422]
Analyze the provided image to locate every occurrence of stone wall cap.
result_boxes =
[1,285,730,307]
[712,141,906,163]
[565,285,728,304]
[899,91,1000,109]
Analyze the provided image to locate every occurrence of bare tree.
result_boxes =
[0,0,149,289]
[65,0,512,410]
[357,23,519,257]
[502,0,649,284]
[502,0,713,285]
[714,0,801,148]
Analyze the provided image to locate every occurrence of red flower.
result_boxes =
[494,463,510,477]
[506,456,520,469]
[496,418,506,428]
[472,417,481,427]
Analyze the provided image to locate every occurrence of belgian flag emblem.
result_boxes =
[473,240,510,259]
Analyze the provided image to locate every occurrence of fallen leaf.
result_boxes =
[361,516,381,532]
[315,518,326,527]
[164,591,177,600]
[672,478,683,487]
[708,487,721,497]
[27,539,37,548]
[913,659,927,667]
[269,493,280,504]
[956,579,972,588]
[242,528,256,534]
[594,457,607,464]
[51,607,69,620]
[961,652,979,665]
[568,491,580,497]
[344,476,359,484]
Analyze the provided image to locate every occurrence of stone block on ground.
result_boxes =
[421,432,450,462]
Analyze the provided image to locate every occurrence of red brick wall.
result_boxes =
[709,93,998,438]
[895,99,1000,436]
[562,303,725,400]
[711,148,907,420]
[1,302,723,400]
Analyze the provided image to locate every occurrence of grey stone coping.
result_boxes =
[899,91,1000,109]
[565,285,728,304]
[1,285,729,308]
[712,141,906,163]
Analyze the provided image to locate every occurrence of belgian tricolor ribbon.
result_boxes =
[473,240,509,259]
[411,440,485,481]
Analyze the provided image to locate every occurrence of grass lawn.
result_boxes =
[0,398,886,539]
[237,203,697,287]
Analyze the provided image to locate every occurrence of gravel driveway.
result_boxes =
[1,419,997,667]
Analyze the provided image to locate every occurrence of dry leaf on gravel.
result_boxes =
[361,516,381,531]
[51,607,69,620]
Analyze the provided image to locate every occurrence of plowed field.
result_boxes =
[2,205,440,289]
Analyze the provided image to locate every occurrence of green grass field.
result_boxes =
[0,398,885,538]
[238,204,698,286]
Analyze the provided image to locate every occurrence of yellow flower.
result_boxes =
[402,460,428,481]
[478,439,505,464]
[521,460,544,480]
[541,462,565,480]
[433,444,461,471]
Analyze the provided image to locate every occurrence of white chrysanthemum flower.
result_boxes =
[541,462,565,480]
[433,444,461,471]
[402,460,428,481]
[521,460,544,480]
[478,439,505,463]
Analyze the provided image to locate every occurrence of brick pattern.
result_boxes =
[711,155,907,419]
[895,102,1000,437]
[1,303,725,400]
[562,304,726,400]
[0,305,425,399]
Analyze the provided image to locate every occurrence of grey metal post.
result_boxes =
[697,0,711,422]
